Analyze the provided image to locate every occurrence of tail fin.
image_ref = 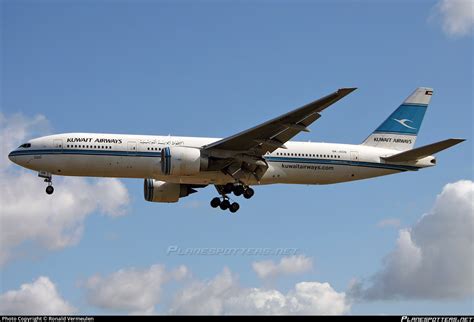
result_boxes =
[361,87,433,151]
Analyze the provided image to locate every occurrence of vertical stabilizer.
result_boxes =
[361,87,433,151]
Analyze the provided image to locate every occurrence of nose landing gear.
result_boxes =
[39,171,54,195]
[46,185,54,195]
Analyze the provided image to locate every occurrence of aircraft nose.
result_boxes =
[8,151,16,163]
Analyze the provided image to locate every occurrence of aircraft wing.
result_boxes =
[203,87,357,155]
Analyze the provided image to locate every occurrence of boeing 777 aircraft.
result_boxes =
[8,87,464,213]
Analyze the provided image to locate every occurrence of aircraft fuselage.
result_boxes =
[8,132,434,186]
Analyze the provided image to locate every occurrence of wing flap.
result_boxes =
[382,138,465,162]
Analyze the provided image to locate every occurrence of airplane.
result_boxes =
[8,87,465,213]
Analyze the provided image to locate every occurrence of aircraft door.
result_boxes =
[127,141,137,155]
[53,139,63,151]
[350,151,359,162]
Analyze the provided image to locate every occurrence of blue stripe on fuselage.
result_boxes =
[9,149,162,158]
[9,149,420,172]
[265,156,418,171]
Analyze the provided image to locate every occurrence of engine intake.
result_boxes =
[144,179,197,203]
[161,146,208,176]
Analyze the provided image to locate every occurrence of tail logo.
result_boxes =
[393,118,417,130]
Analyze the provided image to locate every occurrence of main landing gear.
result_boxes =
[210,197,240,213]
[39,171,54,195]
[210,183,255,213]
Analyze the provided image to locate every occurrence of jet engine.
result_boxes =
[161,146,208,176]
[144,179,197,203]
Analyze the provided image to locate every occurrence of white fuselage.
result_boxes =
[8,133,435,186]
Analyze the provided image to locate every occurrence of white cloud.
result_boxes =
[0,276,76,315]
[0,113,130,265]
[252,255,313,279]
[351,180,474,300]
[169,268,350,315]
[85,264,189,314]
[376,218,401,228]
[435,0,474,37]
[82,262,348,315]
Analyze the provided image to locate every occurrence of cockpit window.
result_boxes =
[19,143,31,148]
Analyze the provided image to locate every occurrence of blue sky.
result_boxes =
[1,0,473,315]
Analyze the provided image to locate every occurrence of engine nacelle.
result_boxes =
[144,179,197,203]
[161,146,208,176]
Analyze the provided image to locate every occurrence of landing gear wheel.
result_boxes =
[223,183,234,194]
[220,199,230,210]
[46,186,54,195]
[243,187,254,199]
[229,202,240,213]
[210,197,221,208]
[234,185,244,196]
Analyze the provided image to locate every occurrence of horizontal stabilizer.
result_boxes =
[382,138,465,162]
